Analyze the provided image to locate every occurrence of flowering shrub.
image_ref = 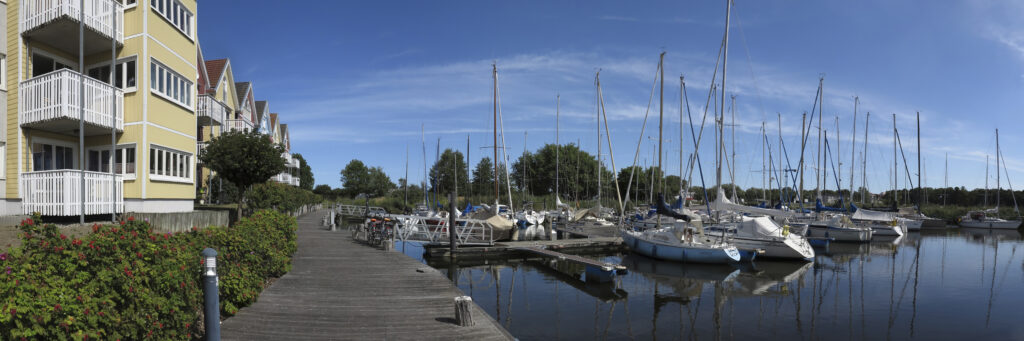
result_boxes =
[0,210,297,340]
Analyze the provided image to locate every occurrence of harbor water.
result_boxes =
[399,227,1024,340]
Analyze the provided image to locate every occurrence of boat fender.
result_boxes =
[782,224,790,236]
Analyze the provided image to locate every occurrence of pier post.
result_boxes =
[454,296,475,326]
[330,206,336,231]
[201,248,220,340]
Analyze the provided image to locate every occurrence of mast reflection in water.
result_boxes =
[406,228,1024,340]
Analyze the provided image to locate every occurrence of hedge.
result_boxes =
[0,209,298,340]
[245,182,322,215]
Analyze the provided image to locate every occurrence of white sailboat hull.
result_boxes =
[622,230,740,264]
[808,224,873,242]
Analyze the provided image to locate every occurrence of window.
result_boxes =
[150,60,192,108]
[87,58,136,91]
[87,146,136,177]
[31,53,74,78]
[149,146,191,182]
[151,0,192,39]
[31,143,75,171]
[0,55,6,90]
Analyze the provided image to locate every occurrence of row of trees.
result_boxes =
[333,144,1023,211]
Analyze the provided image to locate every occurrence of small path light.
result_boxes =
[202,248,220,340]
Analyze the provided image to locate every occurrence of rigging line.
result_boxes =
[894,128,916,190]
[733,4,768,119]
[623,59,663,217]
[688,30,728,183]
[825,134,844,208]
[683,76,714,215]
[495,71,515,213]
[998,147,1021,215]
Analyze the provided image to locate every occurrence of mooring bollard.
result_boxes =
[454,296,475,326]
[202,248,220,340]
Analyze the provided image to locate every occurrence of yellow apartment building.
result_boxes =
[8,0,199,215]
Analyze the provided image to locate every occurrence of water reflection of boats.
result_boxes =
[529,259,628,302]
[960,227,1022,242]
[727,261,813,297]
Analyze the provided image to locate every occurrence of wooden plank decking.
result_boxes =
[220,210,513,340]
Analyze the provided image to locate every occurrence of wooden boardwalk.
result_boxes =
[220,210,513,340]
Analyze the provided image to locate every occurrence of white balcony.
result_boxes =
[197,94,227,126]
[226,119,253,132]
[20,0,124,55]
[197,141,208,160]
[21,170,123,216]
[20,69,124,135]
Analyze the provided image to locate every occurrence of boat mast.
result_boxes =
[996,129,1001,211]
[405,144,409,211]
[985,155,989,207]
[799,112,806,207]
[731,95,737,202]
[422,124,428,206]
[862,112,870,205]
[916,112,922,214]
[817,78,824,201]
[680,76,685,197]
[849,97,858,206]
[718,0,731,210]
[893,113,898,208]
[836,116,841,207]
[493,64,500,213]
[556,94,560,202]
[596,71,602,209]
[657,51,665,229]
[778,113,783,205]
[762,121,766,203]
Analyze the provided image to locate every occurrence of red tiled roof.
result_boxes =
[204,59,228,94]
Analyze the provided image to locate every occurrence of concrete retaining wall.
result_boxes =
[126,210,231,233]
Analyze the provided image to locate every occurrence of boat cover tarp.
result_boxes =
[711,188,796,218]
[571,208,599,222]
[815,198,846,212]
[739,216,782,237]
[851,207,895,221]
[656,194,691,222]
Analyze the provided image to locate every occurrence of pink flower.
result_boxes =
[0,253,7,261]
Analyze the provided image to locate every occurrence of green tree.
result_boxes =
[199,130,287,221]
[340,159,395,197]
[472,157,494,197]
[293,153,314,190]
[429,149,469,196]
[313,184,334,199]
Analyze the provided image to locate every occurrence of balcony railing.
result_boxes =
[20,69,124,134]
[20,0,124,45]
[197,94,227,126]
[226,119,253,132]
[197,142,208,159]
[21,170,123,216]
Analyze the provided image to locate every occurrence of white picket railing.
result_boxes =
[21,170,123,216]
[19,69,124,131]
[197,141,208,157]
[197,94,227,125]
[20,0,124,43]
[226,119,253,132]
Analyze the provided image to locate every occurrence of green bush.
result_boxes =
[246,182,322,215]
[0,210,298,340]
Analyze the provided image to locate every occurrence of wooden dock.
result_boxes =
[424,236,627,259]
[220,210,513,340]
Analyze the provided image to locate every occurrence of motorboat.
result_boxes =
[959,210,1021,229]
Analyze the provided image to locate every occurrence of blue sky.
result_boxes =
[199,1,1024,195]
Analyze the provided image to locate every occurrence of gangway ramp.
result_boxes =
[512,245,627,282]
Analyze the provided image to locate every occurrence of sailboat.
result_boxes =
[960,129,1022,229]
[621,48,739,264]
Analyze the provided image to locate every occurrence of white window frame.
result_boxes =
[86,144,137,180]
[125,0,137,9]
[150,0,193,40]
[0,54,6,91]
[86,55,138,93]
[150,58,193,110]
[148,144,193,184]
[30,50,77,78]
[29,137,77,171]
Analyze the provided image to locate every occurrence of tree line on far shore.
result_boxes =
[326,143,1024,212]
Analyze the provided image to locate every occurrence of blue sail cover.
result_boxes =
[849,203,859,213]
[671,197,683,209]
[815,198,845,212]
